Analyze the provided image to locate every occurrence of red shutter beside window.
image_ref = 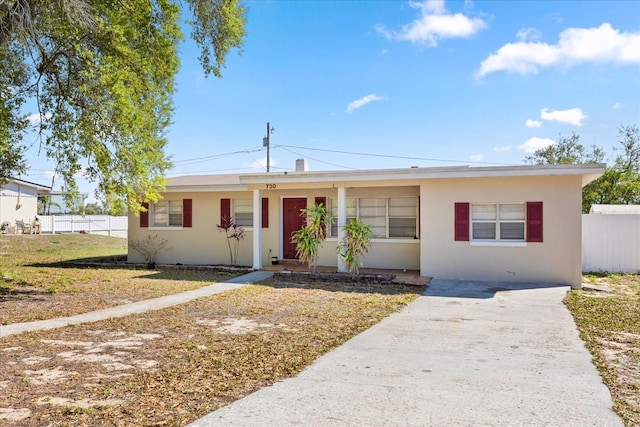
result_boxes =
[220,198,231,228]
[262,197,269,228]
[314,197,327,207]
[454,202,470,241]
[183,199,192,228]
[526,201,543,242]
[140,203,149,228]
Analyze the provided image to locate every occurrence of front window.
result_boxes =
[472,203,525,241]
[152,200,183,227]
[233,199,253,227]
[330,197,418,239]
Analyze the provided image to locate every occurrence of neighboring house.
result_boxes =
[128,163,605,289]
[0,179,52,229]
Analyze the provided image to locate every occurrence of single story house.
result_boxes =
[0,178,52,231]
[127,162,605,289]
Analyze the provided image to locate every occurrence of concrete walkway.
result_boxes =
[191,279,622,427]
[0,271,273,338]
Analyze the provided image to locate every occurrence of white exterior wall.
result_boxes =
[420,175,584,288]
[128,186,421,270]
[582,214,640,273]
[0,182,39,226]
[128,191,255,266]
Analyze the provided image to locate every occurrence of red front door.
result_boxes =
[283,198,307,259]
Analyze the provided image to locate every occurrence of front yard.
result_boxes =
[565,273,640,426]
[0,234,423,425]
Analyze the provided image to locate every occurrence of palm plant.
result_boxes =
[337,218,373,274]
[290,203,333,271]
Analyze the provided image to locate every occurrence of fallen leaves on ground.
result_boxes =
[1,278,424,426]
[565,274,640,426]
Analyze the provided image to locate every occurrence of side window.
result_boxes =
[233,199,253,227]
[471,203,525,241]
[152,200,183,227]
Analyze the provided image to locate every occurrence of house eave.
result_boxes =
[238,164,607,185]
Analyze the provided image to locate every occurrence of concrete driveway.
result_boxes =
[191,279,622,426]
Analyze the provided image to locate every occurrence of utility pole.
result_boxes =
[263,122,275,172]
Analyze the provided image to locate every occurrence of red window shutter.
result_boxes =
[140,203,149,228]
[183,199,192,228]
[220,198,231,228]
[527,201,543,242]
[454,202,470,241]
[262,197,269,228]
[314,197,327,207]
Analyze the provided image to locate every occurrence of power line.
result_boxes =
[273,144,518,166]
[278,146,357,170]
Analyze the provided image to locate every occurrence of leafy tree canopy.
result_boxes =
[0,0,246,212]
[525,125,640,212]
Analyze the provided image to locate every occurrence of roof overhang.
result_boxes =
[163,164,606,191]
[239,164,607,186]
[6,178,52,193]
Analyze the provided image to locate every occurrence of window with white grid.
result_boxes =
[471,203,525,241]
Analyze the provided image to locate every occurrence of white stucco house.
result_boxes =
[0,179,52,231]
[127,163,605,289]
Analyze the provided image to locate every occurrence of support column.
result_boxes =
[252,189,263,270]
[337,187,347,273]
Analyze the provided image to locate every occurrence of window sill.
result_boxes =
[470,241,527,247]
[326,238,419,243]
[149,226,184,231]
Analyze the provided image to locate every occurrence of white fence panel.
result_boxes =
[38,215,128,237]
[582,214,640,273]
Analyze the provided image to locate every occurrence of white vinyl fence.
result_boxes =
[38,215,128,238]
[582,214,640,273]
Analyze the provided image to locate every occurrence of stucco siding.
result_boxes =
[128,192,255,266]
[420,175,583,287]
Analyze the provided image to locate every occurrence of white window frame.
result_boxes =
[471,203,525,242]
[151,200,183,228]
[233,199,254,228]
[329,197,418,239]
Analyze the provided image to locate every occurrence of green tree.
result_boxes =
[524,132,605,165]
[0,0,246,211]
[582,125,640,211]
[525,126,640,212]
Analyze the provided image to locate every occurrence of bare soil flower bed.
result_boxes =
[565,274,640,426]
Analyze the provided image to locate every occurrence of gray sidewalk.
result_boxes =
[0,270,273,338]
[191,279,622,427]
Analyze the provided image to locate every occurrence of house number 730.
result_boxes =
[265,184,277,190]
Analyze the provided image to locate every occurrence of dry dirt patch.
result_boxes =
[566,274,640,426]
[1,279,423,426]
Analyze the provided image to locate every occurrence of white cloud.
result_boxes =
[526,119,542,128]
[469,154,484,162]
[375,0,486,47]
[493,145,512,152]
[247,157,275,171]
[346,94,384,113]
[477,23,640,77]
[611,102,624,110]
[540,107,587,126]
[28,112,52,124]
[516,27,541,42]
[518,137,555,153]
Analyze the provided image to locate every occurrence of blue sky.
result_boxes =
[23,0,640,200]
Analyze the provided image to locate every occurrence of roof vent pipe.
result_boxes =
[295,158,308,172]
